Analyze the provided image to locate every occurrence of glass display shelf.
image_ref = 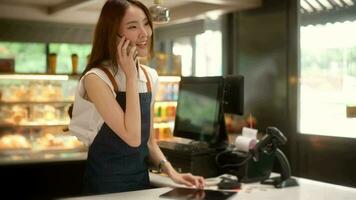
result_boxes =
[154,76,180,140]
[0,100,73,105]
[0,121,69,128]
[0,74,82,162]
[0,151,87,165]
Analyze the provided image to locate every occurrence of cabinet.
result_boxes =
[0,74,85,163]
[153,76,180,140]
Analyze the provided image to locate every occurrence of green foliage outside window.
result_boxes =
[347,47,356,76]
[301,47,356,79]
[0,42,46,73]
[49,43,92,74]
[0,42,92,74]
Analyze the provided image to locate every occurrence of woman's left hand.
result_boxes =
[169,171,205,189]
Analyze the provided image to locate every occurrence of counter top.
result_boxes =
[60,173,356,200]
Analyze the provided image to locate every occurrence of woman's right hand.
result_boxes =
[117,36,138,79]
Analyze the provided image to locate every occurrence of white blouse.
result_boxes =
[68,63,159,146]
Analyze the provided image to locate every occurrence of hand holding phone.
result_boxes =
[117,34,138,60]
[116,34,138,78]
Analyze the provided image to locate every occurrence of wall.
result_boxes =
[232,0,356,188]
[231,0,294,165]
[0,19,94,44]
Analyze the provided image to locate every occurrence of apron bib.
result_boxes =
[84,66,152,194]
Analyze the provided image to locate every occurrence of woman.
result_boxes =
[69,0,205,195]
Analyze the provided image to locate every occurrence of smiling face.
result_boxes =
[118,5,152,57]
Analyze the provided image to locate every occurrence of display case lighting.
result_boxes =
[153,122,171,129]
[0,74,69,81]
[158,76,181,82]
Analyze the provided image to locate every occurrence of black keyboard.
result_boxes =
[158,141,212,154]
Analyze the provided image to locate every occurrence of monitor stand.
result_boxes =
[209,111,229,151]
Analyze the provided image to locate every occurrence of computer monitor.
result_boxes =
[223,75,244,115]
[173,76,224,145]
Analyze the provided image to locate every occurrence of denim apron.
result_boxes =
[84,66,152,194]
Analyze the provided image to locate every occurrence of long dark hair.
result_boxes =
[82,0,154,77]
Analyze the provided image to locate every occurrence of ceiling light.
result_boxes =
[149,0,170,24]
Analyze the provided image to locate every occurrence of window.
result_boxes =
[172,37,193,77]
[170,31,223,77]
[0,42,46,73]
[156,18,223,77]
[195,30,222,77]
[299,21,356,138]
[49,43,92,74]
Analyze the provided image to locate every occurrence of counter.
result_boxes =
[0,151,87,165]
[60,173,356,200]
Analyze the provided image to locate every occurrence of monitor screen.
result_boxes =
[173,77,223,143]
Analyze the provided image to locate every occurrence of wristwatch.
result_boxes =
[158,159,169,172]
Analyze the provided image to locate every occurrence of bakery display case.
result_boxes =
[0,74,86,164]
[0,73,181,164]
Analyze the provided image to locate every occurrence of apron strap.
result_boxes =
[140,65,152,92]
[97,66,119,93]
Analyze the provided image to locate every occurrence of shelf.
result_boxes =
[0,73,80,80]
[153,121,174,128]
[154,119,175,123]
[154,120,175,124]
[0,121,69,128]
[0,100,73,105]
[155,101,177,104]
[0,152,87,166]
[158,76,181,82]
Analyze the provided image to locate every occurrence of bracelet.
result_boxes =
[158,159,169,172]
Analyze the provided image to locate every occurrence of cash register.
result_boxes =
[157,76,244,178]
